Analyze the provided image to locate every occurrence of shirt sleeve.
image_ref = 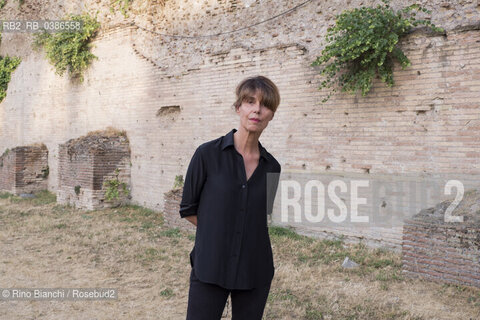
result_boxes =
[179,146,207,218]
[266,163,281,216]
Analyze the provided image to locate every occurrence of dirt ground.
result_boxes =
[0,192,479,319]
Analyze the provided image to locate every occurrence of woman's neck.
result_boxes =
[233,127,261,157]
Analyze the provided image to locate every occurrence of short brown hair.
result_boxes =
[233,75,280,113]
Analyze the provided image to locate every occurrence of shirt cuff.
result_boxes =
[179,204,198,218]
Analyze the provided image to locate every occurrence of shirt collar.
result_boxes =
[221,128,268,160]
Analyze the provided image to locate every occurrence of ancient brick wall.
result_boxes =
[0,144,48,195]
[402,190,480,288]
[0,0,479,249]
[0,149,15,193]
[57,130,131,210]
[403,221,480,288]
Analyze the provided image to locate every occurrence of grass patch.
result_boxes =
[160,287,174,298]
[4,190,56,206]
[269,226,313,242]
[31,190,57,205]
[135,247,167,265]
[270,225,404,286]
[115,204,158,217]
[1,196,478,319]
[52,204,73,214]
[139,221,155,231]
[268,288,299,304]
[305,304,324,320]
[106,205,164,232]
[0,191,12,199]
[375,268,403,281]
[159,228,182,238]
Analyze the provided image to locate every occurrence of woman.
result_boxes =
[179,75,281,320]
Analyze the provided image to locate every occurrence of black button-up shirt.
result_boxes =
[179,128,281,290]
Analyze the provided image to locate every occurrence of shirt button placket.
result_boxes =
[230,182,248,284]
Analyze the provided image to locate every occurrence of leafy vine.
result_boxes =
[32,13,100,82]
[103,168,130,202]
[0,30,21,103]
[312,0,444,102]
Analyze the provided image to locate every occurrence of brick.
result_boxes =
[57,129,131,210]
[0,144,48,194]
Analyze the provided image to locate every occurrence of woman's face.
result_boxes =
[236,90,274,134]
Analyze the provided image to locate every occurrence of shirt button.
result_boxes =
[241,184,246,189]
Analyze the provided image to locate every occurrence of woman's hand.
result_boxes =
[185,215,197,226]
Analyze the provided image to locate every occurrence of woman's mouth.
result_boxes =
[250,118,260,123]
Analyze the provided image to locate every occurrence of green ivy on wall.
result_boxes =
[0,0,25,9]
[32,13,101,82]
[0,55,20,102]
[172,175,184,190]
[312,0,444,102]
[0,30,22,103]
[103,169,130,202]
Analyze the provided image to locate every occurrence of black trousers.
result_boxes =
[186,268,271,320]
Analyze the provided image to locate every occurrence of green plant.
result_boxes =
[0,0,24,9]
[160,228,182,238]
[173,175,184,189]
[32,13,100,82]
[110,0,134,17]
[4,190,56,205]
[103,168,130,201]
[0,55,21,103]
[312,0,444,102]
[0,191,12,199]
[268,226,310,241]
[0,4,22,102]
[160,288,174,297]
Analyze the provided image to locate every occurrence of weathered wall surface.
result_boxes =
[402,190,480,288]
[0,0,479,248]
[57,131,131,210]
[0,144,48,194]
